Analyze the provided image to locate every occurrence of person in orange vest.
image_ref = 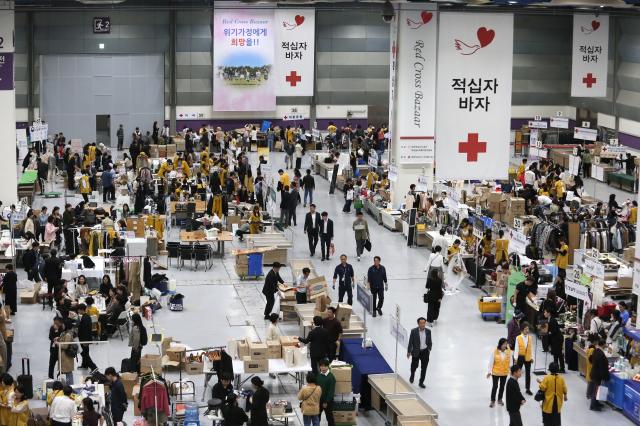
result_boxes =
[513,322,534,395]
[487,337,512,407]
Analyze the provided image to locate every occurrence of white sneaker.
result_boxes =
[357,256,361,261]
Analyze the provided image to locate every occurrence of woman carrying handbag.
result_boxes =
[424,269,444,326]
[536,362,567,426]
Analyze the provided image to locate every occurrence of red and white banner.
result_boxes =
[435,12,513,180]
[571,14,608,98]
[274,9,315,97]
[393,6,437,164]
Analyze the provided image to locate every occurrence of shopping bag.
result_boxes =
[364,239,372,252]
[596,385,609,401]
[284,348,295,367]
[271,294,281,315]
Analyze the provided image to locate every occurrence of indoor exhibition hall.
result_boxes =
[2,1,640,426]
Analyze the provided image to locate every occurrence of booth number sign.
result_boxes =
[93,17,111,34]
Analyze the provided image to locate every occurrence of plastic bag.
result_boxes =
[596,385,608,401]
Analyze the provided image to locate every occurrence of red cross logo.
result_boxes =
[582,73,597,88]
[285,71,302,87]
[458,133,487,162]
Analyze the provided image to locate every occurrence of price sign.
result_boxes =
[508,228,528,255]
[388,165,398,183]
[368,156,378,168]
[417,175,432,192]
[513,217,522,230]
[528,120,548,129]
[583,255,605,279]
[473,226,484,239]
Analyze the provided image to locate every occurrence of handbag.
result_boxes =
[534,389,545,402]
[364,239,372,252]
[596,384,609,401]
[354,199,364,209]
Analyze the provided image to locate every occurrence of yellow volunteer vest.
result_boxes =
[492,349,511,376]
[517,334,533,362]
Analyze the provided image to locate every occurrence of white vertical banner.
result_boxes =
[393,7,436,164]
[387,4,398,147]
[571,14,609,98]
[435,13,513,180]
[274,9,315,96]
[0,9,14,53]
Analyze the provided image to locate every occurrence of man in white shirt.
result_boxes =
[295,267,311,305]
[524,168,536,187]
[431,228,449,259]
[50,385,78,426]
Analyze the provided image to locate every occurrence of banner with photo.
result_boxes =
[213,9,276,111]
[393,6,437,165]
[435,12,513,180]
[274,9,315,96]
[571,14,609,98]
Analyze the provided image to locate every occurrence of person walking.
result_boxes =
[487,338,512,407]
[79,170,92,203]
[105,368,127,425]
[116,124,124,151]
[319,212,334,261]
[48,317,64,379]
[589,338,610,411]
[538,362,568,426]
[506,365,525,426]
[332,254,355,305]
[352,211,370,261]
[279,185,291,227]
[367,256,387,317]
[317,359,336,426]
[288,184,301,227]
[322,307,343,361]
[1,265,17,315]
[407,317,432,389]
[128,313,146,373]
[343,181,354,213]
[304,204,321,257]
[298,316,330,375]
[297,373,322,426]
[424,269,443,326]
[302,169,315,207]
[77,304,98,371]
[101,165,115,203]
[262,262,284,319]
[513,322,534,395]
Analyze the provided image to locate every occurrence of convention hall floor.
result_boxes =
[18,151,634,426]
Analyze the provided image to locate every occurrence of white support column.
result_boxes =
[0,3,17,204]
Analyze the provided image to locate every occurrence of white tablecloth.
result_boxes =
[231,358,311,375]
[61,257,105,280]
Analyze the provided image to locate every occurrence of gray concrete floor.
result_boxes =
[16,151,635,425]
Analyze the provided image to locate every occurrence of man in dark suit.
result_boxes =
[589,338,610,411]
[43,248,63,294]
[298,316,330,375]
[406,317,432,388]
[506,364,525,426]
[262,262,284,319]
[77,303,98,370]
[319,211,334,261]
[303,204,321,256]
[280,186,290,227]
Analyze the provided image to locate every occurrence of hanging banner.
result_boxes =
[0,52,12,91]
[435,13,513,180]
[274,9,315,97]
[0,10,14,53]
[393,6,437,165]
[573,126,598,141]
[550,116,569,129]
[571,14,609,98]
[213,9,276,111]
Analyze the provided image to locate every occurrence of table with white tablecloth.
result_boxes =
[231,358,311,390]
[61,257,105,287]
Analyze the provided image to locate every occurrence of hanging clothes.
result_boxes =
[127,260,142,303]
[143,257,152,290]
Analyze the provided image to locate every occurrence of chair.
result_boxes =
[193,244,212,271]
[179,244,194,270]
[114,311,130,341]
[167,242,180,267]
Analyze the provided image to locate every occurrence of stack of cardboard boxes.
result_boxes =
[503,197,526,227]
[230,336,300,373]
[244,341,268,373]
[336,304,353,329]
[331,362,355,424]
[487,192,507,221]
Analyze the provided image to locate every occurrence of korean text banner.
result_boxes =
[435,12,513,180]
[394,7,437,164]
[274,9,315,97]
[571,14,609,98]
[213,9,276,111]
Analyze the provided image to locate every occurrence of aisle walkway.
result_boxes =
[19,152,632,425]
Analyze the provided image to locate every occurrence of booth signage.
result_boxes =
[550,117,569,129]
[93,17,111,34]
[574,127,598,141]
[528,120,548,129]
[0,52,13,91]
[508,228,527,255]
[583,255,605,279]
[29,122,48,141]
[571,14,609,98]
[416,175,432,192]
[357,282,373,315]
[0,10,14,53]
[435,12,514,180]
[565,280,590,302]
[388,165,398,182]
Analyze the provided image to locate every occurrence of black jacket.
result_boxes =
[589,347,610,382]
[304,212,321,234]
[425,275,443,303]
[280,191,290,210]
[506,377,524,412]
[250,386,269,426]
[302,175,315,190]
[44,256,63,284]
[262,270,284,296]
[222,404,248,426]
[287,190,300,211]
[110,379,128,420]
[22,249,38,272]
[78,313,93,342]
[407,327,432,358]
[298,326,330,359]
[319,218,334,239]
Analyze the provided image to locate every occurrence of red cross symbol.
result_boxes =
[458,133,487,162]
[285,71,302,87]
[582,73,597,88]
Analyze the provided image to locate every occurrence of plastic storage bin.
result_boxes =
[248,253,263,277]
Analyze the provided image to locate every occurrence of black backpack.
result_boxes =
[140,326,148,346]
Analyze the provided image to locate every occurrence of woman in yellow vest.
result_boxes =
[366,170,378,191]
[249,206,262,235]
[585,335,597,398]
[447,239,461,262]
[538,362,568,426]
[480,231,493,257]
[176,158,191,178]
[486,338,512,407]
[79,170,92,203]
[0,375,14,426]
[629,201,638,224]
[513,322,534,395]
[157,159,174,179]
[495,230,509,265]
[8,386,28,426]
[555,237,569,279]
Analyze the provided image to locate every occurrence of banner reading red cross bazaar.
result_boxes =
[435,12,513,180]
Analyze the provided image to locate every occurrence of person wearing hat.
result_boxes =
[211,372,234,402]
[249,377,269,426]
[221,394,248,426]
[262,262,284,320]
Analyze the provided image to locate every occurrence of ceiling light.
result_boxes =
[509,1,518,4]
[98,43,105,49]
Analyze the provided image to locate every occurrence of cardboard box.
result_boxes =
[330,364,352,382]
[313,309,331,319]
[336,304,353,329]
[185,362,204,375]
[120,373,138,400]
[237,340,249,358]
[623,246,635,263]
[166,144,177,158]
[487,192,503,203]
[166,345,186,363]
[266,340,282,359]
[619,276,633,289]
[140,354,162,374]
[280,336,299,348]
[243,356,268,373]
[132,385,141,416]
[248,342,268,360]
[307,276,328,299]
[335,380,352,394]
[20,291,35,304]
[161,337,173,355]
[314,294,332,312]
[333,410,356,423]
